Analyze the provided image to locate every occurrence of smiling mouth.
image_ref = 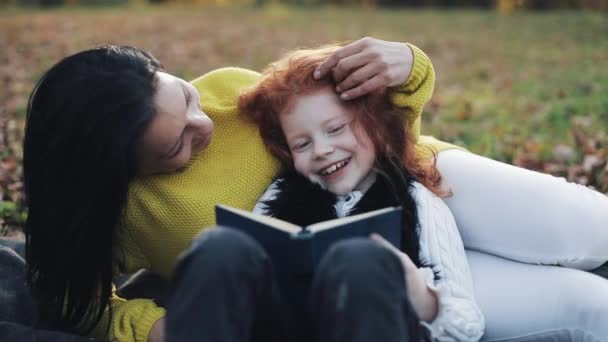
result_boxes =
[319,158,351,176]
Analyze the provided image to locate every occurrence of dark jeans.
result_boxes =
[165,226,425,342]
[0,239,97,342]
[3,234,607,342]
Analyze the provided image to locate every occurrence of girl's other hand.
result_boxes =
[314,37,413,100]
[148,316,165,342]
[370,233,438,322]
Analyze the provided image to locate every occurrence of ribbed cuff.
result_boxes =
[136,306,166,342]
[401,43,430,93]
[109,298,166,342]
[418,269,485,341]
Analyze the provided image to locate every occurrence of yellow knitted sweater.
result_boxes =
[92,44,458,342]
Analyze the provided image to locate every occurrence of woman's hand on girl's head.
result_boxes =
[314,37,413,100]
[370,233,439,322]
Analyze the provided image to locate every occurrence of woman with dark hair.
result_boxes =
[23,46,166,336]
[8,37,608,342]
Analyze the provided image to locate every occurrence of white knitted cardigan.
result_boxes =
[255,181,485,341]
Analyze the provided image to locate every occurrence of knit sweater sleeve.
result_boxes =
[389,43,436,144]
[89,209,165,342]
[91,288,165,342]
[412,183,485,341]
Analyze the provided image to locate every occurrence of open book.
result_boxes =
[215,204,402,274]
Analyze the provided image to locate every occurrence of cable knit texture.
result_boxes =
[413,183,485,341]
[93,44,460,341]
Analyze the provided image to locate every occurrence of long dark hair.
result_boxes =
[23,45,162,334]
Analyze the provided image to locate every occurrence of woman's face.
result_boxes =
[139,72,214,175]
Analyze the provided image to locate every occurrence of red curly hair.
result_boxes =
[239,44,443,195]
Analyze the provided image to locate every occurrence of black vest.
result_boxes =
[260,170,427,268]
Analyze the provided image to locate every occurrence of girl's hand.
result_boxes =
[314,37,413,100]
[148,316,165,342]
[370,233,438,321]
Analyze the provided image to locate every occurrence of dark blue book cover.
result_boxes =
[215,205,402,275]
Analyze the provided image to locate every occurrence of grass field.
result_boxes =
[0,6,607,233]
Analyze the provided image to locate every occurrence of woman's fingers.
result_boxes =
[340,73,387,100]
[314,38,367,80]
[315,37,413,100]
[330,52,372,85]
[334,60,377,91]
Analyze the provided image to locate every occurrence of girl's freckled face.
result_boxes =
[280,88,376,195]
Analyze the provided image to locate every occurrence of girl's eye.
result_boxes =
[328,124,346,135]
[292,141,310,152]
[167,134,185,159]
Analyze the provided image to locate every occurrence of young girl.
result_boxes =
[239,45,484,341]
